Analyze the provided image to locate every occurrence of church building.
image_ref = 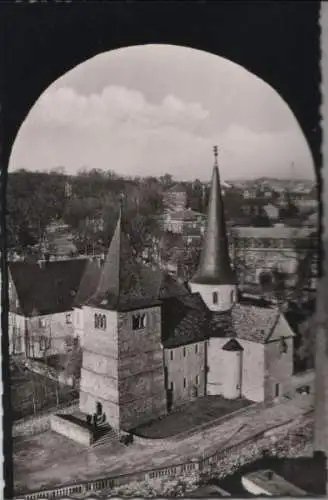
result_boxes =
[77,146,295,433]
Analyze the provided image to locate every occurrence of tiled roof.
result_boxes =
[231,304,281,343]
[87,213,185,311]
[73,260,102,307]
[161,293,209,348]
[166,183,188,193]
[162,294,288,347]
[9,258,89,316]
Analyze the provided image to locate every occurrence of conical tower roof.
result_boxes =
[191,146,235,285]
[88,208,163,311]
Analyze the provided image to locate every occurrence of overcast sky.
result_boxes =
[9,44,315,181]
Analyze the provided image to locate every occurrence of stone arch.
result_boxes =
[3,4,320,173]
[2,6,321,497]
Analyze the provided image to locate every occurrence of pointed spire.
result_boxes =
[191,146,235,285]
[93,209,121,301]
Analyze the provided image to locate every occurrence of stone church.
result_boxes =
[78,148,295,433]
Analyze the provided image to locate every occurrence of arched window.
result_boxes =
[213,291,218,304]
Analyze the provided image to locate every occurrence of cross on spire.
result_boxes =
[213,145,218,167]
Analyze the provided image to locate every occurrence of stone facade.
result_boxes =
[163,341,206,410]
[79,305,167,431]
[9,310,74,358]
[264,316,294,400]
[207,330,294,404]
[117,307,167,430]
[231,226,317,288]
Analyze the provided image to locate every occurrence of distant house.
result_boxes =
[163,208,206,235]
[163,183,188,212]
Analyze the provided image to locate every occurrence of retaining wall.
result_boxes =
[50,414,92,446]
[13,401,79,438]
[15,412,312,500]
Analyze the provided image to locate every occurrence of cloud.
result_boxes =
[32,86,209,133]
[11,82,314,181]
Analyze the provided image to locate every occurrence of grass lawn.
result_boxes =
[11,369,77,420]
[133,396,252,438]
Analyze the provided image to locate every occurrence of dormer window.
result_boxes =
[132,313,147,331]
[280,337,288,355]
[94,313,106,330]
[213,292,218,305]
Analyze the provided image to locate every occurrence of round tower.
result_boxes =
[189,146,237,312]
[221,338,243,399]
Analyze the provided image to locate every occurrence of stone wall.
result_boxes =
[13,401,79,437]
[314,322,328,455]
[50,414,92,446]
[164,341,206,408]
[238,339,264,402]
[79,307,120,427]
[264,337,294,401]
[207,337,228,396]
[118,307,167,429]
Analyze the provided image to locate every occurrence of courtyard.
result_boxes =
[133,396,252,438]
[13,393,313,496]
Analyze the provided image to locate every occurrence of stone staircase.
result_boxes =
[92,422,121,448]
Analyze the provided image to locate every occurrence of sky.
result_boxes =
[9,44,315,182]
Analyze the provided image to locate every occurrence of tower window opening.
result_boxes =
[170,350,174,361]
[195,344,198,354]
[275,383,280,398]
[195,375,199,386]
[183,377,186,389]
[230,290,234,303]
[183,347,186,357]
[132,313,147,331]
[280,337,288,354]
[213,291,218,305]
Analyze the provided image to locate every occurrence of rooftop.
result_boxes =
[9,258,90,316]
[232,225,315,239]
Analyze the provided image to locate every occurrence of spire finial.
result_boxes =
[213,145,218,167]
[119,192,125,218]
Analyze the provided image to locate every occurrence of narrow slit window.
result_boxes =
[280,337,288,355]
[213,291,218,304]
[183,377,186,389]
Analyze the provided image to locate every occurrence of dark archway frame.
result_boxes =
[1,2,322,497]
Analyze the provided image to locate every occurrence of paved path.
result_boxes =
[14,393,313,495]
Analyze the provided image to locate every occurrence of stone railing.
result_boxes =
[15,411,312,500]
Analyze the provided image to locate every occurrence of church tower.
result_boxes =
[189,146,237,312]
[79,206,167,432]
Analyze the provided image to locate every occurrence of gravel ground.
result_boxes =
[14,393,313,495]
